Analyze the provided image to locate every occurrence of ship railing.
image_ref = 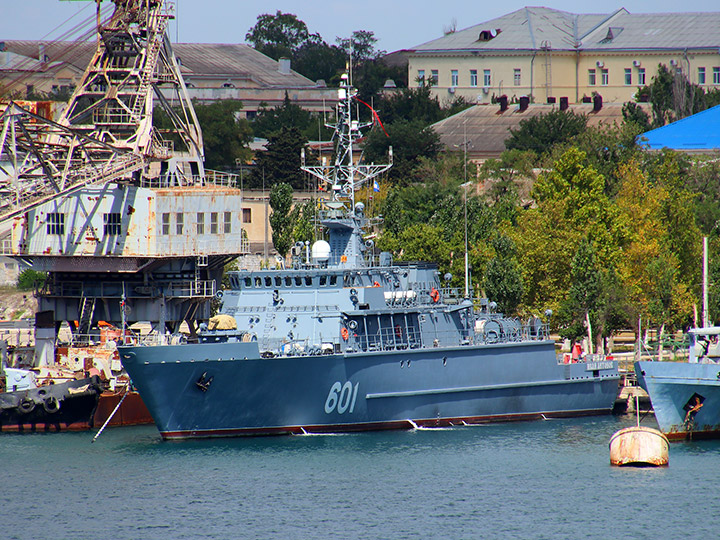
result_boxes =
[138,170,239,189]
[472,319,550,345]
[36,279,216,299]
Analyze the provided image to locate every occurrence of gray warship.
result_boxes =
[119,74,620,439]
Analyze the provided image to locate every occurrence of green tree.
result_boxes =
[637,64,708,127]
[250,127,309,189]
[505,109,588,155]
[292,35,346,83]
[251,93,331,141]
[192,100,252,170]
[615,159,695,333]
[558,238,601,344]
[483,234,524,315]
[363,120,441,182]
[269,183,295,257]
[622,101,651,132]
[246,11,309,60]
[479,149,536,223]
[514,147,626,315]
[375,83,444,125]
[550,119,644,198]
[336,30,383,66]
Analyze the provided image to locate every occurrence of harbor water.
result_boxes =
[3,415,719,539]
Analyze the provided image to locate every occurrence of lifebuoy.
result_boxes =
[43,396,60,414]
[19,398,35,414]
[430,287,440,303]
[341,327,349,340]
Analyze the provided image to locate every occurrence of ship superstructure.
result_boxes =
[118,72,620,440]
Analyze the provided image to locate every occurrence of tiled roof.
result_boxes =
[410,7,720,53]
[432,101,651,159]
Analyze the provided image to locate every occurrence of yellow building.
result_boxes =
[408,7,720,105]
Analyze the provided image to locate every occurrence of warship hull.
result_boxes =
[635,361,720,440]
[121,340,619,440]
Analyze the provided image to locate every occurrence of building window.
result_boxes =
[698,67,706,85]
[224,211,232,234]
[624,68,632,85]
[588,69,596,86]
[176,212,183,234]
[162,213,170,235]
[469,69,478,87]
[483,69,491,87]
[210,212,218,234]
[197,212,204,235]
[431,70,438,85]
[47,213,65,235]
[638,68,646,85]
[514,69,521,86]
[103,213,121,236]
[601,68,609,86]
[417,69,425,86]
[451,70,458,87]
[714,67,720,84]
[242,208,252,223]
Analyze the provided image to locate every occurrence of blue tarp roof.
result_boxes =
[639,104,720,151]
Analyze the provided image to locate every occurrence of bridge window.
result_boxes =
[103,212,121,235]
[224,211,232,233]
[210,212,218,234]
[265,277,272,287]
[161,213,170,235]
[197,212,205,234]
[176,212,184,234]
[47,213,65,235]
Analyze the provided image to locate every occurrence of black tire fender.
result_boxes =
[43,396,60,414]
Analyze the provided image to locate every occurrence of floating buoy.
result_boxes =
[609,395,668,467]
[609,426,669,467]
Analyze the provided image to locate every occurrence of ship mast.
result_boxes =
[301,73,391,216]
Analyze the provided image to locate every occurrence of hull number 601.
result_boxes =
[324,381,359,414]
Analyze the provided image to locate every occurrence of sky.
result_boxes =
[2,1,720,53]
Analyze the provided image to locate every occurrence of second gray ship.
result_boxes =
[119,74,620,439]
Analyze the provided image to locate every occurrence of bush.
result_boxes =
[17,269,46,291]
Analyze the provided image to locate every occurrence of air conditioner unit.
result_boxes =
[596,60,604,68]
[633,60,641,67]
[448,87,455,94]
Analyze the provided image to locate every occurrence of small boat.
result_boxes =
[0,366,104,432]
[609,396,668,466]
